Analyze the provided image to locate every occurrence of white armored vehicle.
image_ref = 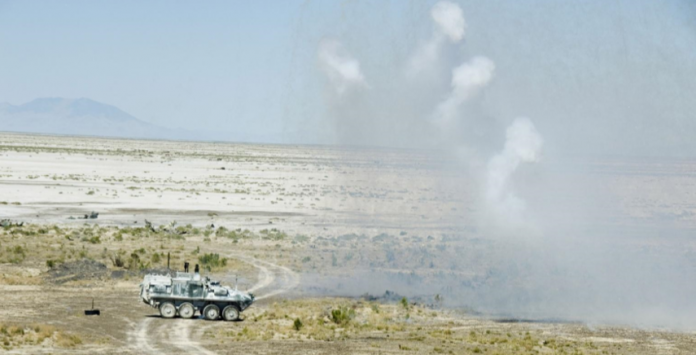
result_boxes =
[140,271,254,321]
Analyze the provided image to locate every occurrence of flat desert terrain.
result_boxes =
[0,132,695,354]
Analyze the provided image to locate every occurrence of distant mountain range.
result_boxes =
[0,98,189,140]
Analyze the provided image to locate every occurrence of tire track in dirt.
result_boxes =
[127,318,163,354]
[170,320,217,355]
[225,253,300,300]
[246,260,273,293]
[125,253,299,354]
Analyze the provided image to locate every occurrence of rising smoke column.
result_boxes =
[433,56,495,130]
[317,39,370,144]
[409,1,467,75]
[318,39,367,95]
[431,1,466,41]
[410,1,497,154]
[485,117,543,226]
[416,2,540,227]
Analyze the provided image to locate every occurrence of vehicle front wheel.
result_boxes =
[203,304,220,321]
[222,305,240,321]
[179,303,195,319]
[159,302,176,319]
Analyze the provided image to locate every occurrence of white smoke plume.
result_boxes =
[318,39,366,95]
[433,56,495,129]
[431,1,466,42]
[408,1,466,74]
[485,117,543,224]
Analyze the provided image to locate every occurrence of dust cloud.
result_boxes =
[310,1,696,331]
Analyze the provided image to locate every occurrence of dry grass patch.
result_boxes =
[0,323,82,350]
[204,298,628,354]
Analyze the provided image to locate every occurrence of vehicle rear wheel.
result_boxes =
[222,305,240,321]
[159,302,176,319]
[179,303,195,319]
[203,304,220,321]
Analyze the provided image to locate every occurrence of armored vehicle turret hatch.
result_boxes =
[140,271,254,321]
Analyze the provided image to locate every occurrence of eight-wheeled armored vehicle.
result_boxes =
[140,271,254,321]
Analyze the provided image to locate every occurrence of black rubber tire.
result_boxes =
[222,305,240,321]
[179,303,195,319]
[203,304,220,321]
[159,302,176,319]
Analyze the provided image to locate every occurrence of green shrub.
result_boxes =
[198,253,227,271]
[127,253,140,269]
[330,307,355,325]
[293,318,303,331]
[259,228,287,241]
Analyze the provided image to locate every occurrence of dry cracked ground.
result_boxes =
[0,132,695,354]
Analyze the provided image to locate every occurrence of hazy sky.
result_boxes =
[1,0,695,155]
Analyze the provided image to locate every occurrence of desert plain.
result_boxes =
[0,132,695,354]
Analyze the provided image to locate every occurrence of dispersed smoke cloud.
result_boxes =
[313,0,696,331]
[318,1,536,224]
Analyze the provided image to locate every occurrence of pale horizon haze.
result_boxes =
[1,0,695,157]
